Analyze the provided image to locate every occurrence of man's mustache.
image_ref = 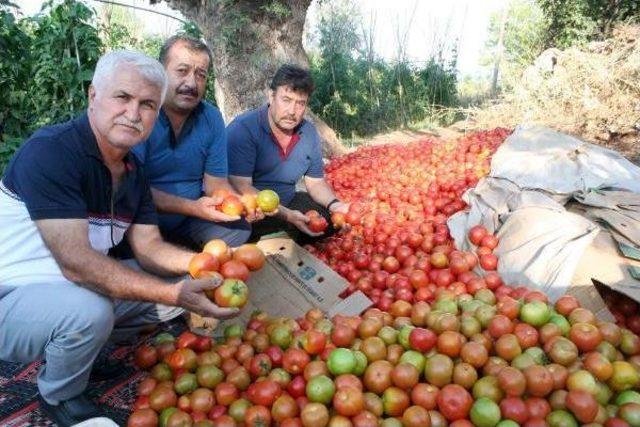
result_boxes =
[177,85,198,97]
[114,119,143,133]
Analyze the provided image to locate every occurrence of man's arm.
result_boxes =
[304,176,349,213]
[150,187,240,222]
[204,174,239,198]
[35,218,238,318]
[126,222,193,276]
[229,175,259,196]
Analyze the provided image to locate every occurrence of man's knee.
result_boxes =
[198,219,252,248]
[60,291,115,342]
[225,224,252,247]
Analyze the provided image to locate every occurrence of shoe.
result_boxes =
[90,358,125,381]
[38,394,101,427]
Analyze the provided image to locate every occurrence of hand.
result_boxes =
[329,201,350,214]
[287,209,323,237]
[245,206,280,223]
[194,196,240,222]
[244,207,265,223]
[175,277,240,319]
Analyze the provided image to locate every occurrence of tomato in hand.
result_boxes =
[214,278,249,308]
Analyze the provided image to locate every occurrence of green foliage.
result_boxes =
[0,0,211,174]
[0,0,102,142]
[178,20,203,39]
[482,0,546,91]
[537,0,639,48]
[0,7,32,137]
[260,1,291,21]
[308,0,458,138]
[214,0,251,54]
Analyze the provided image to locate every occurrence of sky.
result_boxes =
[13,0,504,77]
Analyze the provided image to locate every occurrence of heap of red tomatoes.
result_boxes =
[308,129,510,308]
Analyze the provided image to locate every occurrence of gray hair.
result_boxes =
[91,50,168,104]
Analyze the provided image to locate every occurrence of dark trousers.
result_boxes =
[250,191,337,245]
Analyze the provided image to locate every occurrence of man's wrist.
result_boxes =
[277,205,290,221]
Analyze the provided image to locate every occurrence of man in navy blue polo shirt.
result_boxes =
[0,51,237,426]
[131,36,250,251]
[228,64,348,242]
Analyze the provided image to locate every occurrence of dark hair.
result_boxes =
[269,64,314,95]
[159,35,213,69]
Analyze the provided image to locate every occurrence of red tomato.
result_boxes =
[437,384,473,421]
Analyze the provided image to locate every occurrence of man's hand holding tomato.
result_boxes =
[214,279,249,308]
[175,276,240,319]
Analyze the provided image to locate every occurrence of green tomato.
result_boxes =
[196,364,224,389]
[174,372,198,395]
[546,409,578,427]
[352,350,368,376]
[617,390,640,406]
[511,353,536,371]
[378,326,399,345]
[397,325,415,349]
[151,362,173,382]
[327,348,356,375]
[380,418,403,427]
[269,325,293,349]
[305,375,335,404]
[460,299,483,314]
[228,398,251,422]
[474,289,496,306]
[154,332,175,346]
[470,397,501,427]
[594,380,613,406]
[224,323,244,339]
[520,301,551,327]
[609,361,640,392]
[159,407,178,427]
[399,350,426,374]
[549,314,571,336]
[434,298,458,315]
[524,346,547,365]
[472,376,504,403]
[475,305,497,328]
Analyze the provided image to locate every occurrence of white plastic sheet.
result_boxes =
[448,125,640,298]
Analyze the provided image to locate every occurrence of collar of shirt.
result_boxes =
[75,112,135,170]
[258,104,305,160]
[158,102,205,148]
[75,112,138,195]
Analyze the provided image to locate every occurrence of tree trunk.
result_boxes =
[154,0,347,157]
[491,6,508,97]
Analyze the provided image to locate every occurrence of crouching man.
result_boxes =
[0,50,237,426]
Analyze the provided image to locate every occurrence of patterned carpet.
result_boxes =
[0,318,187,426]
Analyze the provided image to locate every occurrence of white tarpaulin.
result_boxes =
[448,125,640,301]
[490,126,640,194]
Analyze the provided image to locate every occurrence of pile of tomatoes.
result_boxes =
[308,129,510,308]
[126,129,640,426]
[129,289,640,427]
[188,240,266,308]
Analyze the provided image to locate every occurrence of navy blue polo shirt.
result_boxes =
[132,101,228,230]
[0,113,157,287]
[227,104,324,206]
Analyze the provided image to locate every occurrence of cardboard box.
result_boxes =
[569,228,640,322]
[189,237,372,335]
